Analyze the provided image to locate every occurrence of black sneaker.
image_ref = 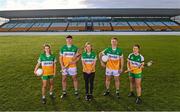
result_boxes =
[75,93,80,99]
[41,97,46,104]
[135,97,142,104]
[103,90,110,96]
[85,95,89,101]
[116,93,120,99]
[128,92,135,97]
[60,93,67,99]
[89,94,93,101]
[50,93,55,99]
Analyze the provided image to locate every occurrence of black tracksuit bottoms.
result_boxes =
[83,72,95,95]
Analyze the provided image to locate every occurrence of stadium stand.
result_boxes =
[29,22,51,32]
[93,22,112,31]
[10,23,34,32]
[67,22,86,31]
[0,9,180,32]
[0,23,17,32]
[145,21,170,31]
[111,22,132,31]
[48,22,68,31]
[163,21,180,31]
[128,21,151,31]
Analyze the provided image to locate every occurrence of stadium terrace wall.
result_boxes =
[0,8,180,19]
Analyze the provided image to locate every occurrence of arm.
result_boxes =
[92,59,97,69]
[99,51,106,68]
[140,62,145,69]
[53,62,56,76]
[120,55,124,72]
[127,59,131,70]
[72,55,81,63]
[59,55,65,69]
[69,49,81,64]
[89,59,97,72]
[140,55,145,69]
[82,60,88,72]
[34,63,40,75]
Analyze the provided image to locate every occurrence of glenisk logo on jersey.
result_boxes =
[42,61,54,66]
[130,60,141,67]
[63,52,75,57]
[84,59,94,64]
[107,53,119,60]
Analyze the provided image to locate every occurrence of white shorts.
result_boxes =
[106,68,120,76]
[62,67,77,76]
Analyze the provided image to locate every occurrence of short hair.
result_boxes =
[66,35,72,39]
[134,44,140,49]
[111,37,118,41]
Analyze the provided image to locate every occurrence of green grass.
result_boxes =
[0,35,180,111]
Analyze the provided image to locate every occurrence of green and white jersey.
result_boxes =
[128,53,144,74]
[38,53,56,76]
[81,51,97,72]
[60,45,78,68]
[103,47,123,70]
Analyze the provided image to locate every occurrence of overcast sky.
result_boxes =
[0,0,179,10]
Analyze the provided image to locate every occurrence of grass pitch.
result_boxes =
[0,35,180,111]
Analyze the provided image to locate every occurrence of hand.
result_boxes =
[69,61,76,65]
[53,75,56,78]
[101,62,106,68]
[86,70,91,74]
[140,65,144,69]
[61,66,65,70]
[119,68,123,73]
[34,70,37,76]
[53,72,56,77]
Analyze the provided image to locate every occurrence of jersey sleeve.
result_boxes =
[140,55,144,62]
[128,53,132,59]
[95,55,97,61]
[102,48,108,55]
[119,48,123,57]
[81,52,85,61]
[75,46,78,53]
[93,52,97,61]
[53,55,57,63]
[37,55,41,64]
[60,47,63,56]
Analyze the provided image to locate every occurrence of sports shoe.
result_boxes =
[128,92,135,97]
[60,91,67,99]
[103,90,110,96]
[50,93,55,99]
[135,97,142,104]
[74,91,80,99]
[89,94,93,101]
[41,97,46,104]
[116,93,120,99]
[85,95,89,101]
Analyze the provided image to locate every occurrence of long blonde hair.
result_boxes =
[84,42,93,52]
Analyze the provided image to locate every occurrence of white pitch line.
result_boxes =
[0,32,180,36]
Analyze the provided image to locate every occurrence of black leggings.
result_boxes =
[83,72,95,95]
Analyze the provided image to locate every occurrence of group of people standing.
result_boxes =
[34,35,144,105]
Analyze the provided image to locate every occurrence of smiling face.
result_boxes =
[66,38,73,45]
[111,38,118,47]
[133,46,139,54]
[85,44,92,53]
[44,46,51,54]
